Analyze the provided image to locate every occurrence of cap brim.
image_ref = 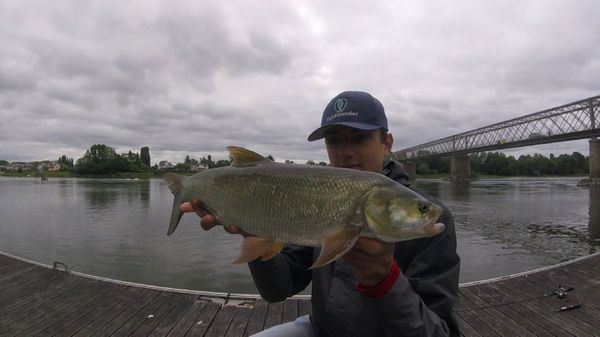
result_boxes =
[307,122,383,141]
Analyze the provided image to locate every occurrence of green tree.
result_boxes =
[214,159,231,167]
[140,146,151,167]
[200,155,215,169]
[75,144,130,174]
[417,162,432,175]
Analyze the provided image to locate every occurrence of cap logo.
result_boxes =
[334,98,347,113]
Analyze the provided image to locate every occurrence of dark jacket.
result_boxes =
[248,159,461,337]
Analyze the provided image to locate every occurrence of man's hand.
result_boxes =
[179,201,250,236]
[343,237,395,287]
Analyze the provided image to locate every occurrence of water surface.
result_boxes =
[0,176,598,293]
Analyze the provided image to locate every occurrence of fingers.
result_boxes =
[179,202,194,213]
[200,215,218,231]
[178,202,250,237]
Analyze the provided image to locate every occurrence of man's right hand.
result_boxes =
[179,201,250,236]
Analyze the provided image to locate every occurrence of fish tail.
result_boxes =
[164,172,186,235]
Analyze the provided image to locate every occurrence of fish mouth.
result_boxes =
[423,220,445,235]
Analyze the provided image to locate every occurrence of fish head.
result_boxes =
[363,183,444,242]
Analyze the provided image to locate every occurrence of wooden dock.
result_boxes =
[1,251,599,337]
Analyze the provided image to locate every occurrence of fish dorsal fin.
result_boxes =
[163,172,184,195]
[310,225,361,269]
[227,146,271,167]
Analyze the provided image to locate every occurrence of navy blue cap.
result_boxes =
[307,91,388,141]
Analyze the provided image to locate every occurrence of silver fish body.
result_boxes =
[165,147,444,268]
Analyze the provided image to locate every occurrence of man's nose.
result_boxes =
[338,141,356,158]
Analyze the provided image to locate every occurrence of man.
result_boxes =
[181,91,460,336]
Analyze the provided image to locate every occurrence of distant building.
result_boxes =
[8,162,31,171]
[36,161,61,171]
[158,160,174,170]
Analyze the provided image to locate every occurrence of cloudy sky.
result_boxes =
[1,0,599,164]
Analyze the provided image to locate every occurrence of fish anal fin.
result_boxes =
[233,236,281,264]
[310,226,361,269]
[260,240,284,261]
[227,146,271,167]
[163,172,184,195]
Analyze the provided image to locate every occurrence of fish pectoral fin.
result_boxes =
[310,226,361,269]
[233,237,281,264]
[260,240,284,261]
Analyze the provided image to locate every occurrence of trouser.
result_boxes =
[250,315,317,337]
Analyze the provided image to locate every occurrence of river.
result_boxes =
[0,176,598,293]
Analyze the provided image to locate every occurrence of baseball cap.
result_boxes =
[307,91,388,141]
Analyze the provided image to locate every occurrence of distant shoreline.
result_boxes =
[0,171,195,179]
[0,171,587,180]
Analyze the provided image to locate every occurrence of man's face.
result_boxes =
[324,126,393,173]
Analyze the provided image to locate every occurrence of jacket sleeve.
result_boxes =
[364,207,461,337]
[247,244,314,302]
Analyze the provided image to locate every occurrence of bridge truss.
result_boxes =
[395,95,600,161]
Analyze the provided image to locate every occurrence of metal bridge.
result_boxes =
[395,95,600,161]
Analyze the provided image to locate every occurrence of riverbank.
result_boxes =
[0,171,196,179]
[416,173,588,180]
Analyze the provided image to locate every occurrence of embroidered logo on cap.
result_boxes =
[334,98,347,113]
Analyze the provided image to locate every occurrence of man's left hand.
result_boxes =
[343,237,395,287]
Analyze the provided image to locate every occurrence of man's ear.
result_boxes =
[384,133,394,153]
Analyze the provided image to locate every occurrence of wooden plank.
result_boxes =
[17,282,126,336]
[1,278,109,336]
[456,290,481,311]
[184,301,221,337]
[109,291,178,337]
[243,300,268,337]
[147,294,197,337]
[523,273,600,335]
[165,300,210,337]
[0,268,64,305]
[495,278,584,337]
[281,299,298,323]
[479,283,554,337]
[224,306,252,337]
[455,314,482,337]
[455,310,501,337]
[204,305,239,337]
[51,285,145,336]
[459,287,535,336]
[128,292,188,337]
[0,272,76,316]
[0,265,40,284]
[0,275,99,332]
[77,289,160,337]
[262,301,283,330]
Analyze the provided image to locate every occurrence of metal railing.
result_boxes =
[395,96,600,161]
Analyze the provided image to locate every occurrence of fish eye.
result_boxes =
[417,202,429,214]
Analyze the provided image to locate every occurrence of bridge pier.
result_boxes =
[450,155,471,181]
[578,138,600,187]
[401,162,416,182]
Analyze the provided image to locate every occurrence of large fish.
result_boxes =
[165,146,444,269]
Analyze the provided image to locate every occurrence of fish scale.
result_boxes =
[181,165,384,246]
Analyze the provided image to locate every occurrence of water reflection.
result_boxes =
[449,181,470,201]
[79,179,150,210]
[589,187,600,250]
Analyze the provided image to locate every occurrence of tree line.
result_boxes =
[416,151,590,176]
